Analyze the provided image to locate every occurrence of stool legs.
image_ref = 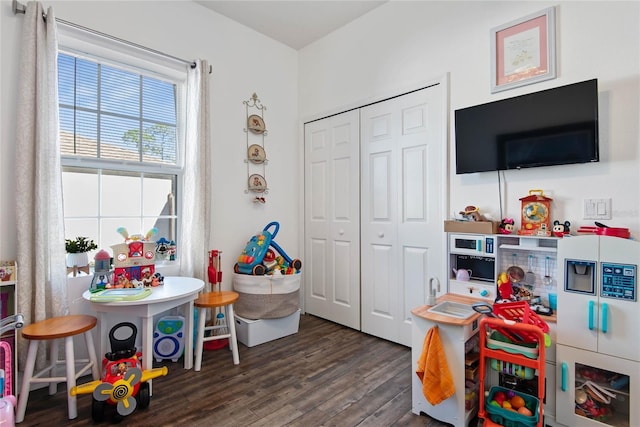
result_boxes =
[194,306,207,372]
[84,330,101,381]
[16,332,100,423]
[16,341,39,423]
[226,304,240,365]
[64,336,78,419]
[194,303,240,371]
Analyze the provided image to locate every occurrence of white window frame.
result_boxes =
[58,24,189,268]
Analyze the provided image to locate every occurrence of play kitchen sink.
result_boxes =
[427,301,476,319]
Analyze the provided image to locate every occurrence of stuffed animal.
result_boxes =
[552,220,571,237]
[459,205,488,221]
[499,218,515,234]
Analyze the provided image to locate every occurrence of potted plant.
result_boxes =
[65,236,98,268]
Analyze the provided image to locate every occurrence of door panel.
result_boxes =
[361,85,445,346]
[304,110,360,329]
[303,83,446,345]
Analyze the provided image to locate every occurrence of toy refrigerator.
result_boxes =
[556,235,639,427]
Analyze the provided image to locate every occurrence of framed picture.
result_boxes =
[491,7,556,93]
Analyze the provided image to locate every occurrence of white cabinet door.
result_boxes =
[556,344,638,427]
[558,236,640,361]
[360,85,446,346]
[304,110,361,329]
[598,236,640,362]
[557,235,599,352]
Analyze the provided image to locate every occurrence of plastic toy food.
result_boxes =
[510,395,525,409]
[518,406,533,416]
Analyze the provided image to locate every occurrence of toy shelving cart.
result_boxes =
[477,316,546,427]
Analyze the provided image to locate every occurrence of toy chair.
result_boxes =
[16,315,101,423]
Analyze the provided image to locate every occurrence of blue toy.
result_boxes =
[234,221,302,275]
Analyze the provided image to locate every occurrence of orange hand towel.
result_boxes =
[416,326,455,405]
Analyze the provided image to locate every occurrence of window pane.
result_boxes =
[62,169,99,217]
[60,107,75,155]
[76,58,98,110]
[144,218,174,242]
[100,65,139,116]
[58,54,75,106]
[76,110,98,157]
[141,123,177,163]
[143,77,176,124]
[102,218,142,249]
[143,175,175,217]
[101,172,142,216]
[101,115,140,161]
[64,218,99,250]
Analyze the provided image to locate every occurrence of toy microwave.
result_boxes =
[449,234,495,256]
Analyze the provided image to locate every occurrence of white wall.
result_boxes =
[299,1,640,237]
[0,0,300,287]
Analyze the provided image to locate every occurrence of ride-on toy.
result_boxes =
[70,322,167,422]
[235,221,302,275]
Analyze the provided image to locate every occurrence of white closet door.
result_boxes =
[304,110,361,329]
[360,85,445,346]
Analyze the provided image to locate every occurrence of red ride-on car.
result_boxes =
[70,322,167,423]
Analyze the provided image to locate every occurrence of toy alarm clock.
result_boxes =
[518,189,552,236]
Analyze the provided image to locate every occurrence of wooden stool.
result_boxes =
[194,291,240,371]
[16,314,100,423]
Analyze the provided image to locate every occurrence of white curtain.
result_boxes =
[178,60,211,282]
[15,2,68,364]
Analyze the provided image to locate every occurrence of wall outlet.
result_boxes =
[584,198,612,220]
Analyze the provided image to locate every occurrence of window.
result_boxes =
[58,47,186,260]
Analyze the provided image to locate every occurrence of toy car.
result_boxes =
[234,221,302,275]
[70,322,167,422]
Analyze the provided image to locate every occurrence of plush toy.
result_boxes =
[459,205,488,221]
[552,220,571,238]
[499,218,515,234]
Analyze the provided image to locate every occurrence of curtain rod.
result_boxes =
[12,0,211,73]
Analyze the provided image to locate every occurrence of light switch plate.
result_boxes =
[584,198,612,220]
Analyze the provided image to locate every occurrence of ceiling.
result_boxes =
[194,1,387,50]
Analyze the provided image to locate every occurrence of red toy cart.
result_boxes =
[477,317,546,427]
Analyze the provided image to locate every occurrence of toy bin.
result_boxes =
[234,309,300,347]
[485,386,540,427]
[233,273,300,320]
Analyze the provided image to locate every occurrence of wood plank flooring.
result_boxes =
[19,314,451,426]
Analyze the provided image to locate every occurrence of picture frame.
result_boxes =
[491,7,556,93]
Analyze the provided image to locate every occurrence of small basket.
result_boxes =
[486,330,538,359]
[485,386,539,427]
[493,301,549,343]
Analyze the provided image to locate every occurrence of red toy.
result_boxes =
[70,322,167,423]
[552,220,571,237]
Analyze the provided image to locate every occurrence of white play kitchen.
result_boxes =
[412,232,638,427]
[555,235,639,427]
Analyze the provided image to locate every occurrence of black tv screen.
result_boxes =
[454,79,599,174]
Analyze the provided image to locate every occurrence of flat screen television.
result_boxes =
[454,79,599,174]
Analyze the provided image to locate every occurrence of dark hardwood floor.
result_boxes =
[19,314,451,426]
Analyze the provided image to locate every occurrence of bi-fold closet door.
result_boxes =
[304,84,445,346]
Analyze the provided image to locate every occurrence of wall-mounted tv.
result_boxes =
[454,79,599,174]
